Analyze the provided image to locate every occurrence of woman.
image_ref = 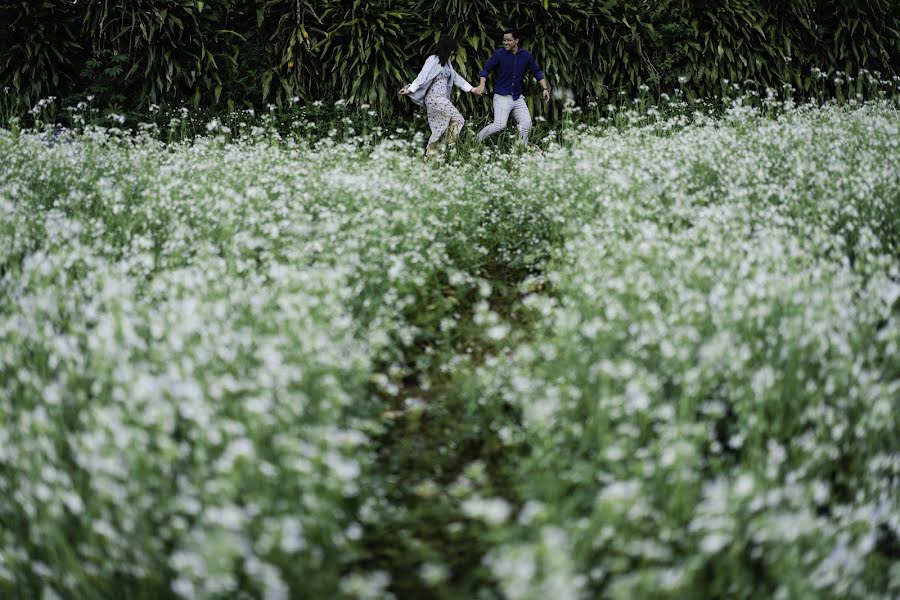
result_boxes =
[400,37,479,157]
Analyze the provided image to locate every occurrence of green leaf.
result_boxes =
[262,70,273,100]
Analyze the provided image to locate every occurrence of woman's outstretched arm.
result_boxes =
[451,68,474,93]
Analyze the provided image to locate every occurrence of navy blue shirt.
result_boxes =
[479,48,545,100]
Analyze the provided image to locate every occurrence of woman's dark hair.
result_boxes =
[430,36,457,66]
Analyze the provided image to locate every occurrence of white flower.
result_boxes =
[462,496,511,525]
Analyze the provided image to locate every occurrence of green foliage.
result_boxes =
[234,0,327,108]
[0,0,81,111]
[79,0,246,107]
[0,0,898,117]
[316,0,416,110]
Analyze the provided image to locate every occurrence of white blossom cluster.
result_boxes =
[0,99,898,598]
[0,126,514,597]
[473,102,899,599]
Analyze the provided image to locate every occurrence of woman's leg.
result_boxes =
[426,113,450,156]
[425,108,448,147]
[447,104,465,145]
[426,98,456,154]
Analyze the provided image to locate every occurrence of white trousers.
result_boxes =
[476,94,532,143]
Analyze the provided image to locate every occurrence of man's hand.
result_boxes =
[472,85,485,96]
[542,88,551,101]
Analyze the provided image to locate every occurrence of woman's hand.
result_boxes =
[399,87,411,95]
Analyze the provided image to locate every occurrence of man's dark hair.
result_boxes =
[430,36,458,66]
[503,27,522,42]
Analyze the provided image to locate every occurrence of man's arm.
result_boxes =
[474,51,500,95]
[528,53,551,100]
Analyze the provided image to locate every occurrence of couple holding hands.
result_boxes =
[399,28,551,157]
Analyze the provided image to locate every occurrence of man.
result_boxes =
[473,27,551,143]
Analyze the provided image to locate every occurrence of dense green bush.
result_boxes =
[1,0,897,117]
[0,1,82,109]
[79,0,247,108]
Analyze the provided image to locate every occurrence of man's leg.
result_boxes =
[511,96,532,143]
[476,94,513,142]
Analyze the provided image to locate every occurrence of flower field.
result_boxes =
[1,101,898,598]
